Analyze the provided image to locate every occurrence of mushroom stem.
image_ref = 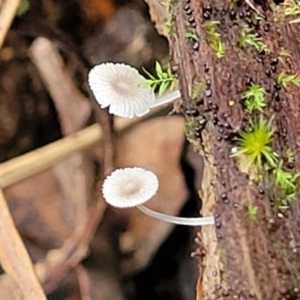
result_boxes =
[137,204,215,226]
[151,90,181,108]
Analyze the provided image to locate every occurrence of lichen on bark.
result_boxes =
[170,0,300,298]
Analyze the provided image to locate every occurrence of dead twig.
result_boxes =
[0,0,20,49]
[30,36,93,228]
[4,31,114,296]
[0,124,102,188]
[0,188,46,299]
[30,37,91,134]
[76,265,92,300]
[0,103,165,188]
[35,192,106,293]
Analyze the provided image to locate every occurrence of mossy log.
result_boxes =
[170,0,300,298]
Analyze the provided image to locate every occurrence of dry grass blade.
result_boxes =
[0,188,46,299]
[0,0,20,49]
[0,124,102,188]
[0,105,165,189]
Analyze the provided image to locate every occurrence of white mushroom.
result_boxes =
[88,62,181,118]
[102,167,159,208]
[102,167,215,226]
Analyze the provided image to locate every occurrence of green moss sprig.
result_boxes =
[242,84,266,113]
[273,160,300,211]
[284,2,300,24]
[142,61,177,96]
[17,0,30,16]
[162,0,171,8]
[278,49,291,61]
[277,72,300,88]
[186,31,199,43]
[286,148,295,165]
[273,161,299,191]
[247,205,258,220]
[184,117,199,147]
[191,80,205,100]
[232,119,299,212]
[204,21,226,59]
[165,17,174,33]
[239,28,269,54]
[231,117,278,169]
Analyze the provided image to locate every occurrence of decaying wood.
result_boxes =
[143,0,170,38]
[0,189,46,300]
[171,0,300,299]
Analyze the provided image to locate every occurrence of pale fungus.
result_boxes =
[102,167,215,226]
[88,62,181,118]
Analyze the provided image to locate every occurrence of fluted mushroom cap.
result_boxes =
[102,167,159,208]
[88,63,155,118]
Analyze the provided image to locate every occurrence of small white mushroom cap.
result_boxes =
[102,167,159,208]
[102,167,215,227]
[88,63,156,118]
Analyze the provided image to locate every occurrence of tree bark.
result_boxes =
[171,0,300,299]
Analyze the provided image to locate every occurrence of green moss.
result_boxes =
[239,28,269,54]
[184,117,199,147]
[204,21,226,59]
[186,31,199,43]
[273,161,300,209]
[162,0,171,8]
[191,80,205,100]
[247,205,258,220]
[286,148,294,165]
[274,161,299,190]
[277,72,300,88]
[142,61,177,96]
[165,17,174,34]
[17,0,30,16]
[231,117,277,169]
[284,2,300,23]
[278,49,291,61]
[242,84,266,113]
[234,135,299,212]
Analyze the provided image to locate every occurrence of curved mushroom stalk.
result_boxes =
[102,167,215,227]
[137,205,215,226]
[151,90,181,108]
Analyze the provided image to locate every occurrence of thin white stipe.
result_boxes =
[151,90,181,108]
[137,204,215,226]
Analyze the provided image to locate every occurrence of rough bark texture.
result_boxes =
[171,0,300,299]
